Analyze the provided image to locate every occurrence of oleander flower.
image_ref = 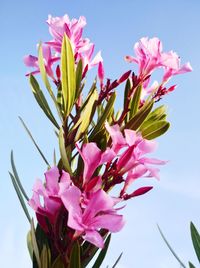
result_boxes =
[29,167,72,231]
[125,37,192,83]
[24,44,59,80]
[61,188,125,248]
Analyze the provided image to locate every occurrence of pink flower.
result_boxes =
[24,44,59,80]
[46,14,102,76]
[29,167,71,231]
[105,123,166,196]
[161,51,193,82]
[76,142,115,187]
[46,14,88,54]
[61,188,125,248]
[125,37,192,82]
[125,37,163,79]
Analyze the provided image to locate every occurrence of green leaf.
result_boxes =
[189,262,196,268]
[19,117,50,167]
[31,220,41,268]
[38,44,62,121]
[29,75,60,129]
[74,88,98,141]
[9,172,31,223]
[124,78,131,110]
[140,105,167,130]
[124,100,154,130]
[92,234,111,268]
[61,34,76,116]
[27,230,33,260]
[112,252,123,268]
[90,92,116,140]
[129,85,142,118]
[10,151,29,201]
[191,222,200,263]
[69,241,81,268]
[40,245,51,268]
[51,255,65,268]
[140,120,170,140]
[157,225,187,268]
[76,59,83,99]
[59,127,73,175]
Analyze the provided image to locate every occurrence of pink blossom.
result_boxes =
[46,14,102,76]
[161,51,193,82]
[76,142,115,187]
[24,44,59,80]
[125,37,192,82]
[46,14,88,54]
[61,188,125,248]
[105,123,166,196]
[29,167,71,231]
[125,37,163,79]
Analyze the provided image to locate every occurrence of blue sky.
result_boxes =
[0,0,200,267]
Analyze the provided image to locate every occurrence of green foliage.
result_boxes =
[61,34,76,116]
[129,85,142,118]
[72,85,98,141]
[90,92,116,140]
[91,234,111,268]
[29,75,60,129]
[38,44,62,121]
[19,117,50,167]
[112,252,123,268]
[124,100,154,130]
[59,127,73,175]
[190,222,200,263]
[158,225,187,268]
[69,241,81,268]
[141,120,170,140]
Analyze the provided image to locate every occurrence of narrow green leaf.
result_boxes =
[141,120,170,140]
[124,78,131,110]
[61,34,76,116]
[157,225,187,268]
[29,75,60,129]
[40,245,50,268]
[69,241,81,268]
[74,89,98,141]
[76,59,83,98]
[19,117,50,167]
[90,92,116,140]
[191,222,200,263]
[189,262,196,268]
[124,100,154,130]
[92,234,111,268]
[129,85,142,118]
[51,255,65,268]
[59,127,72,175]
[31,220,41,268]
[38,44,63,121]
[112,252,123,268]
[27,230,33,260]
[9,172,31,223]
[11,151,29,201]
[53,149,57,166]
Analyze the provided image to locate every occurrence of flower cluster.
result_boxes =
[17,13,192,267]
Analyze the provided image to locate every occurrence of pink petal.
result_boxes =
[24,55,38,67]
[91,214,125,232]
[77,143,102,185]
[61,185,83,231]
[105,122,127,153]
[45,167,60,195]
[83,230,104,248]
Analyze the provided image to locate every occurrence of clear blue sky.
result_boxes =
[0,0,200,267]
